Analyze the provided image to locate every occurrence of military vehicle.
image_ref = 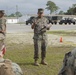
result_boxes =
[26,16,35,25]
[50,16,62,24]
[44,16,53,24]
[59,18,76,25]
[45,16,62,25]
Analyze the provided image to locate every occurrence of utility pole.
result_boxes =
[16,5,18,19]
[5,6,8,17]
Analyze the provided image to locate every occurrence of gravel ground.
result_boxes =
[6,32,76,47]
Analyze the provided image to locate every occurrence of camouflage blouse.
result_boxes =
[33,16,49,40]
[0,17,6,32]
[33,16,49,34]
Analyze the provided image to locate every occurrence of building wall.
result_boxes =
[6,19,19,24]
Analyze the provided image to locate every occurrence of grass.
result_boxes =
[4,43,74,75]
[4,31,76,75]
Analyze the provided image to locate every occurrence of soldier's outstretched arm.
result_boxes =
[4,24,6,32]
[2,24,6,33]
[31,23,35,29]
[0,24,6,33]
[47,24,52,30]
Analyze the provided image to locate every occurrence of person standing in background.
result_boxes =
[0,10,6,56]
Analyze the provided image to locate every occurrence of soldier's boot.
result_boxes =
[41,59,48,65]
[34,59,40,66]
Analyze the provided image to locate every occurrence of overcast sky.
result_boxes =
[0,0,75,15]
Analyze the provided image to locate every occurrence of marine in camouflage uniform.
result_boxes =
[0,10,6,51]
[58,48,76,75]
[31,8,51,66]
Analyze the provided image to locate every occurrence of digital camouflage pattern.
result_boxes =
[0,59,23,75]
[0,17,6,32]
[58,48,76,75]
[0,17,6,51]
[33,17,48,35]
[0,59,15,75]
[33,16,49,59]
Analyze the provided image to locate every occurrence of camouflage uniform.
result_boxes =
[0,11,6,51]
[33,16,49,60]
[58,48,76,75]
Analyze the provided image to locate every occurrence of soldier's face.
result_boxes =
[38,12,44,17]
[0,13,4,18]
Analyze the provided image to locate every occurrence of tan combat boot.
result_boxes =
[34,59,40,66]
[41,59,48,65]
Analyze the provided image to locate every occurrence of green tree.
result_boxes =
[73,4,76,15]
[8,12,22,17]
[46,1,59,14]
[67,7,74,15]
[72,4,76,8]
[73,7,76,15]
[58,11,64,15]
[65,4,76,15]
[15,11,22,17]
[8,13,15,17]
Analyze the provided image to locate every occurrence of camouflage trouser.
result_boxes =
[0,33,5,51]
[33,34,47,60]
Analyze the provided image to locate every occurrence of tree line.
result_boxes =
[6,11,22,17]
[46,1,76,15]
[7,1,76,17]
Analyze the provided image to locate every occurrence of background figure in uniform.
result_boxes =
[0,10,6,55]
[0,10,23,75]
[31,8,51,66]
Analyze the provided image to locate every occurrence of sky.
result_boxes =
[0,0,76,15]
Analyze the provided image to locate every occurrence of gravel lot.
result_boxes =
[6,32,76,47]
